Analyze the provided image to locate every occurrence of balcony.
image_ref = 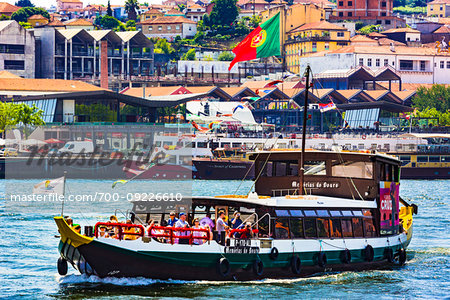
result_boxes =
[286,35,331,44]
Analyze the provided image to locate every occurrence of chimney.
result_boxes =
[390,42,395,52]
[100,40,108,89]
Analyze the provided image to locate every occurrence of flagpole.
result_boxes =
[61,171,67,216]
[299,65,311,196]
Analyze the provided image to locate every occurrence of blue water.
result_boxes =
[0,179,449,299]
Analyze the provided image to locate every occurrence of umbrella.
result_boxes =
[44,138,64,144]
[20,139,47,146]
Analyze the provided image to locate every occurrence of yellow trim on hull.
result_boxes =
[54,216,93,248]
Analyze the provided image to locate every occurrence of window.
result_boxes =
[317,218,330,238]
[348,1,352,5]
[339,12,343,17]
[440,61,444,69]
[0,44,25,54]
[176,25,180,30]
[148,26,153,31]
[359,58,364,66]
[381,12,386,16]
[385,20,391,25]
[384,59,389,66]
[367,58,372,66]
[304,219,317,238]
[275,218,290,239]
[189,26,192,31]
[447,61,450,69]
[341,219,353,237]
[329,219,342,238]
[376,58,380,67]
[303,210,317,217]
[381,1,386,7]
[312,42,317,52]
[290,218,304,238]
[399,60,413,70]
[339,1,343,5]
[158,26,162,31]
[337,31,344,37]
[325,42,329,50]
[420,60,426,71]
[440,5,443,10]
[167,25,171,30]
[376,20,382,24]
[4,60,24,70]
[429,156,440,162]
[364,218,377,237]
[348,11,352,16]
[417,156,428,162]
[352,218,364,237]
[317,210,330,217]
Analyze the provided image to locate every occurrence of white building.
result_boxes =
[300,45,450,84]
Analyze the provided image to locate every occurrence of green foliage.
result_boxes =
[355,21,364,30]
[218,51,234,61]
[209,0,238,26]
[358,24,381,35]
[0,102,44,138]
[203,55,214,61]
[75,103,116,122]
[11,7,49,22]
[125,0,139,21]
[155,38,175,55]
[414,107,450,126]
[414,85,450,113]
[177,4,186,12]
[393,6,426,15]
[100,15,120,29]
[0,14,10,20]
[114,22,127,31]
[107,0,113,16]
[126,20,136,27]
[181,48,196,60]
[249,15,261,28]
[19,21,32,29]
[15,0,34,7]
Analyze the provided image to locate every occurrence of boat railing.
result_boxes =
[239,212,259,230]
[272,189,298,197]
[147,225,211,245]
[94,222,146,240]
[250,212,272,237]
[228,228,259,238]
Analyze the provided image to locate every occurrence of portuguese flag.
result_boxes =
[228,12,280,71]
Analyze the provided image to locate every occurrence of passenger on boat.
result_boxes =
[216,211,229,241]
[230,211,243,238]
[174,212,190,244]
[192,218,204,245]
[107,215,119,236]
[123,219,137,240]
[64,216,73,227]
[73,224,81,234]
[239,222,254,239]
[98,225,109,238]
[200,212,214,229]
[204,224,213,241]
[167,212,178,227]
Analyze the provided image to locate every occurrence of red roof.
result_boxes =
[27,14,48,20]
[433,25,450,34]
[64,18,93,26]
[0,2,19,14]
[139,16,196,25]
[290,21,347,33]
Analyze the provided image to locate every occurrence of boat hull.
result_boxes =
[400,167,450,179]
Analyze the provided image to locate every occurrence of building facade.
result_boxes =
[427,0,450,17]
[0,21,35,78]
[137,16,197,40]
[56,0,83,12]
[285,21,350,73]
[33,27,154,84]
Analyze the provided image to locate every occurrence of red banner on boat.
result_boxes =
[379,181,400,235]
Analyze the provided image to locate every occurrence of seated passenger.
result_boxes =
[123,219,137,240]
[98,225,109,238]
[230,211,243,238]
[174,212,190,244]
[72,224,81,234]
[200,212,215,230]
[192,218,204,245]
[167,212,178,227]
[240,222,254,239]
[64,216,73,227]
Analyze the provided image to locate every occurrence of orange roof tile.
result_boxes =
[144,8,164,14]
[0,2,19,14]
[392,90,416,101]
[428,0,450,4]
[165,8,185,14]
[58,0,82,3]
[220,87,252,97]
[290,21,347,33]
[47,19,65,26]
[329,45,442,56]
[0,70,21,78]
[185,86,216,93]
[377,38,405,46]
[336,89,362,99]
[123,86,189,97]
[364,90,389,100]
[0,78,106,92]
[433,25,450,34]
[439,17,450,24]
[381,27,420,34]
[368,32,387,38]
[27,14,47,20]
[139,15,196,25]
[378,82,450,91]
[64,18,93,26]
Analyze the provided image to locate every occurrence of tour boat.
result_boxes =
[54,67,416,280]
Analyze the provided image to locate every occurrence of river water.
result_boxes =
[0,179,449,299]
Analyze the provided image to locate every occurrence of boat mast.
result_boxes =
[299,65,311,195]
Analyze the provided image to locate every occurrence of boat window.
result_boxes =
[330,211,342,217]
[212,142,219,149]
[275,209,290,217]
[329,219,342,238]
[290,218,304,238]
[303,210,317,217]
[274,218,290,239]
[196,142,207,148]
[316,210,330,217]
[331,160,373,179]
[289,210,304,217]
[364,219,377,237]
[272,161,288,177]
[259,161,270,177]
[304,161,327,175]
[341,210,353,217]
[352,210,364,217]
[163,141,172,146]
[352,218,364,237]
[399,156,411,166]
[341,219,353,237]
[221,142,230,148]
[317,218,330,238]
[304,219,317,238]
[287,162,299,176]
[417,156,428,163]
[232,143,241,148]
[385,164,393,181]
[441,156,450,162]
[429,156,440,163]
[362,209,373,217]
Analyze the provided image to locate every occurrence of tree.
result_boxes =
[177,3,186,12]
[218,51,234,61]
[11,7,50,22]
[358,24,381,35]
[107,0,113,16]
[0,102,44,138]
[155,38,175,55]
[209,0,238,26]
[15,0,34,7]
[19,21,32,29]
[125,0,139,21]
[0,14,10,20]
[181,48,196,60]
[413,85,450,113]
[100,15,120,29]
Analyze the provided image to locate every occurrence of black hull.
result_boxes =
[193,159,255,180]
[400,167,450,179]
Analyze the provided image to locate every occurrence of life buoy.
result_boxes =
[362,134,367,140]
[269,247,279,260]
[385,247,394,263]
[318,252,327,268]
[291,255,302,274]
[397,249,407,266]
[314,134,319,138]
[341,249,351,264]
[364,245,374,262]
[253,259,264,276]
[217,257,231,277]
[57,257,68,276]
